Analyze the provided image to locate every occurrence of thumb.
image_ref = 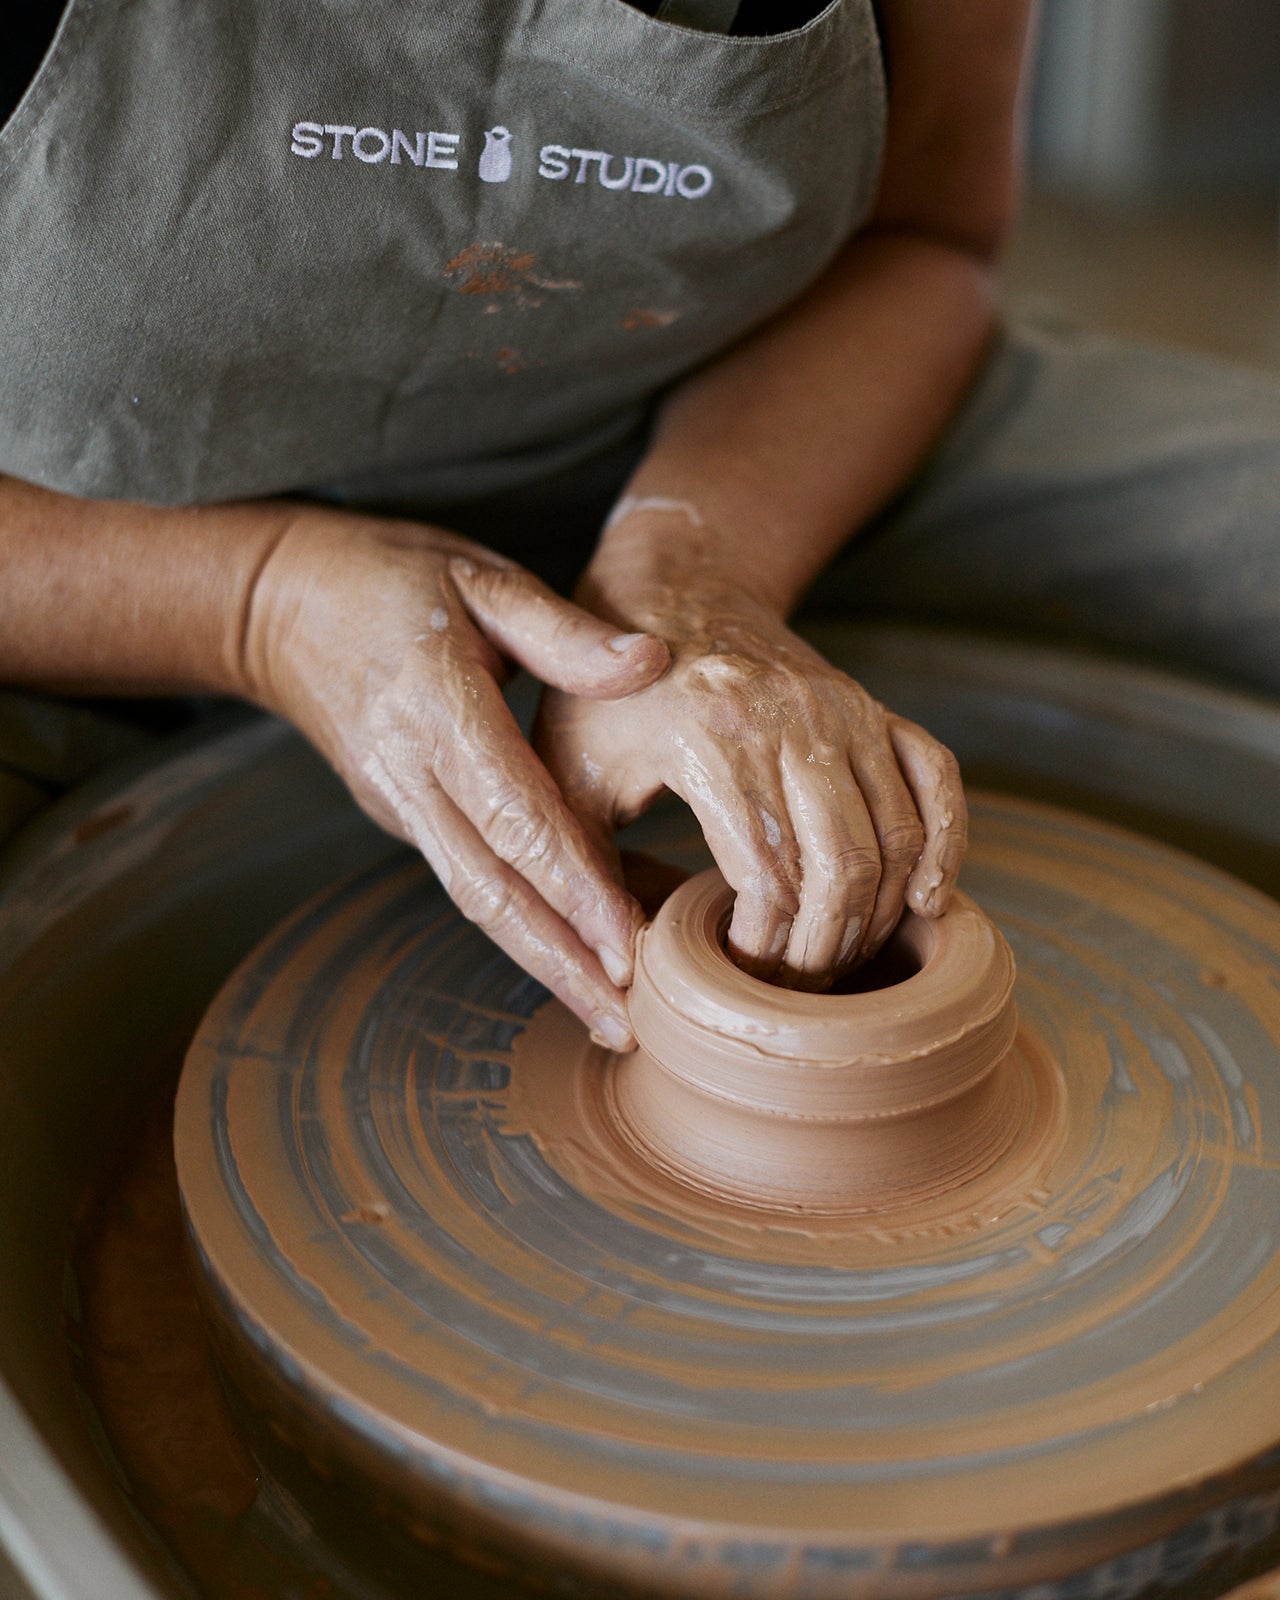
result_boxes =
[448,557,669,699]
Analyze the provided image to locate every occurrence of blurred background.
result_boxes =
[1007,0,1280,368]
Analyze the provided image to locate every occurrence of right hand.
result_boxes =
[239,506,670,1049]
[537,571,967,992]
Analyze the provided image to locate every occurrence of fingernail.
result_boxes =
[915,869,947,916]
[448,556,477,579]
[607,631,649,653]
[598,944,632,987]
[589,1014,633,1052]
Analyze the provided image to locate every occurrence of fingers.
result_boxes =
[430,670,647,989]
[360,748,636,1051]
[844,731,925,961]
[778,713,961,982]
[684,714,954,992]
[448,559,669,699]
[666,745,802,982]
[890,716,968,917]
[775,740,881,988]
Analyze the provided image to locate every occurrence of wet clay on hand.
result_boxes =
[536,560,967,990]
[617,871,1019,1211]
[240,505,670,1048]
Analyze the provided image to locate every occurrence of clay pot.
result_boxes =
[616,870,1020,1212]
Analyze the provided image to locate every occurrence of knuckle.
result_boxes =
[739,863,801,919]
[684,649,754,690]
[948,815,971,856]
[453,871,517,933]
[833,845,882,898]
[543,600,591,651]
[931,742,963,793]
[906,730,959,787]
[462,556,509,594]
[486,794,557,871]
[881,816,926,871]
[847,686,889,729]
[430,736,470,791]
[560,868,619,929]
[783,672,824,718]
[460,557,539,619]
[935,738,962,777]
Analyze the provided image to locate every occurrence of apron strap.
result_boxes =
[655,0,742,32]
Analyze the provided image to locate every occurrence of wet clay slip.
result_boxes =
[174,794,1280,1600]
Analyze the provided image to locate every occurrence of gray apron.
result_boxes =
[0,0,886,846]
[0,0,886,514]
[3,2,1277,851]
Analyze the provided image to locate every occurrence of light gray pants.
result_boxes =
[813,316,1280,698]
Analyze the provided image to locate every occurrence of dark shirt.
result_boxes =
[630,0,828,32]
[3,1,823,126]
[3,0,65,127]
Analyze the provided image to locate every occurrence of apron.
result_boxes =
[0,0,885,849]
[0,0,885,518]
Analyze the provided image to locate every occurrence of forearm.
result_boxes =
[0,475,285,697]
[583,226,999,626]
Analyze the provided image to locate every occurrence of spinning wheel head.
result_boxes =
[175,795,1280,1598]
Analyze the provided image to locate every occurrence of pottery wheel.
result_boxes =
[174,793,1280,1599]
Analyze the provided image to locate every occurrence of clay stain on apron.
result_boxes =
[444,243,582,308]
[621,308,682,331]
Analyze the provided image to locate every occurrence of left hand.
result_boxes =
[536,580,967,990]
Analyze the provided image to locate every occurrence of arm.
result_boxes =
[538,0,1034,984]
[0,475,668,1048]
[602,0,1030,606]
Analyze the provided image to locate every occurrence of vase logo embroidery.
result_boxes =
[289,120,715,200]
[479,126,514,184]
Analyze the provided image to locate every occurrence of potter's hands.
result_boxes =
[240,508,669,1047]
[536,582,967,989]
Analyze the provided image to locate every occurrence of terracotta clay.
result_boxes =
[174,794,1280,1599]
[617,874,1019,1211]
